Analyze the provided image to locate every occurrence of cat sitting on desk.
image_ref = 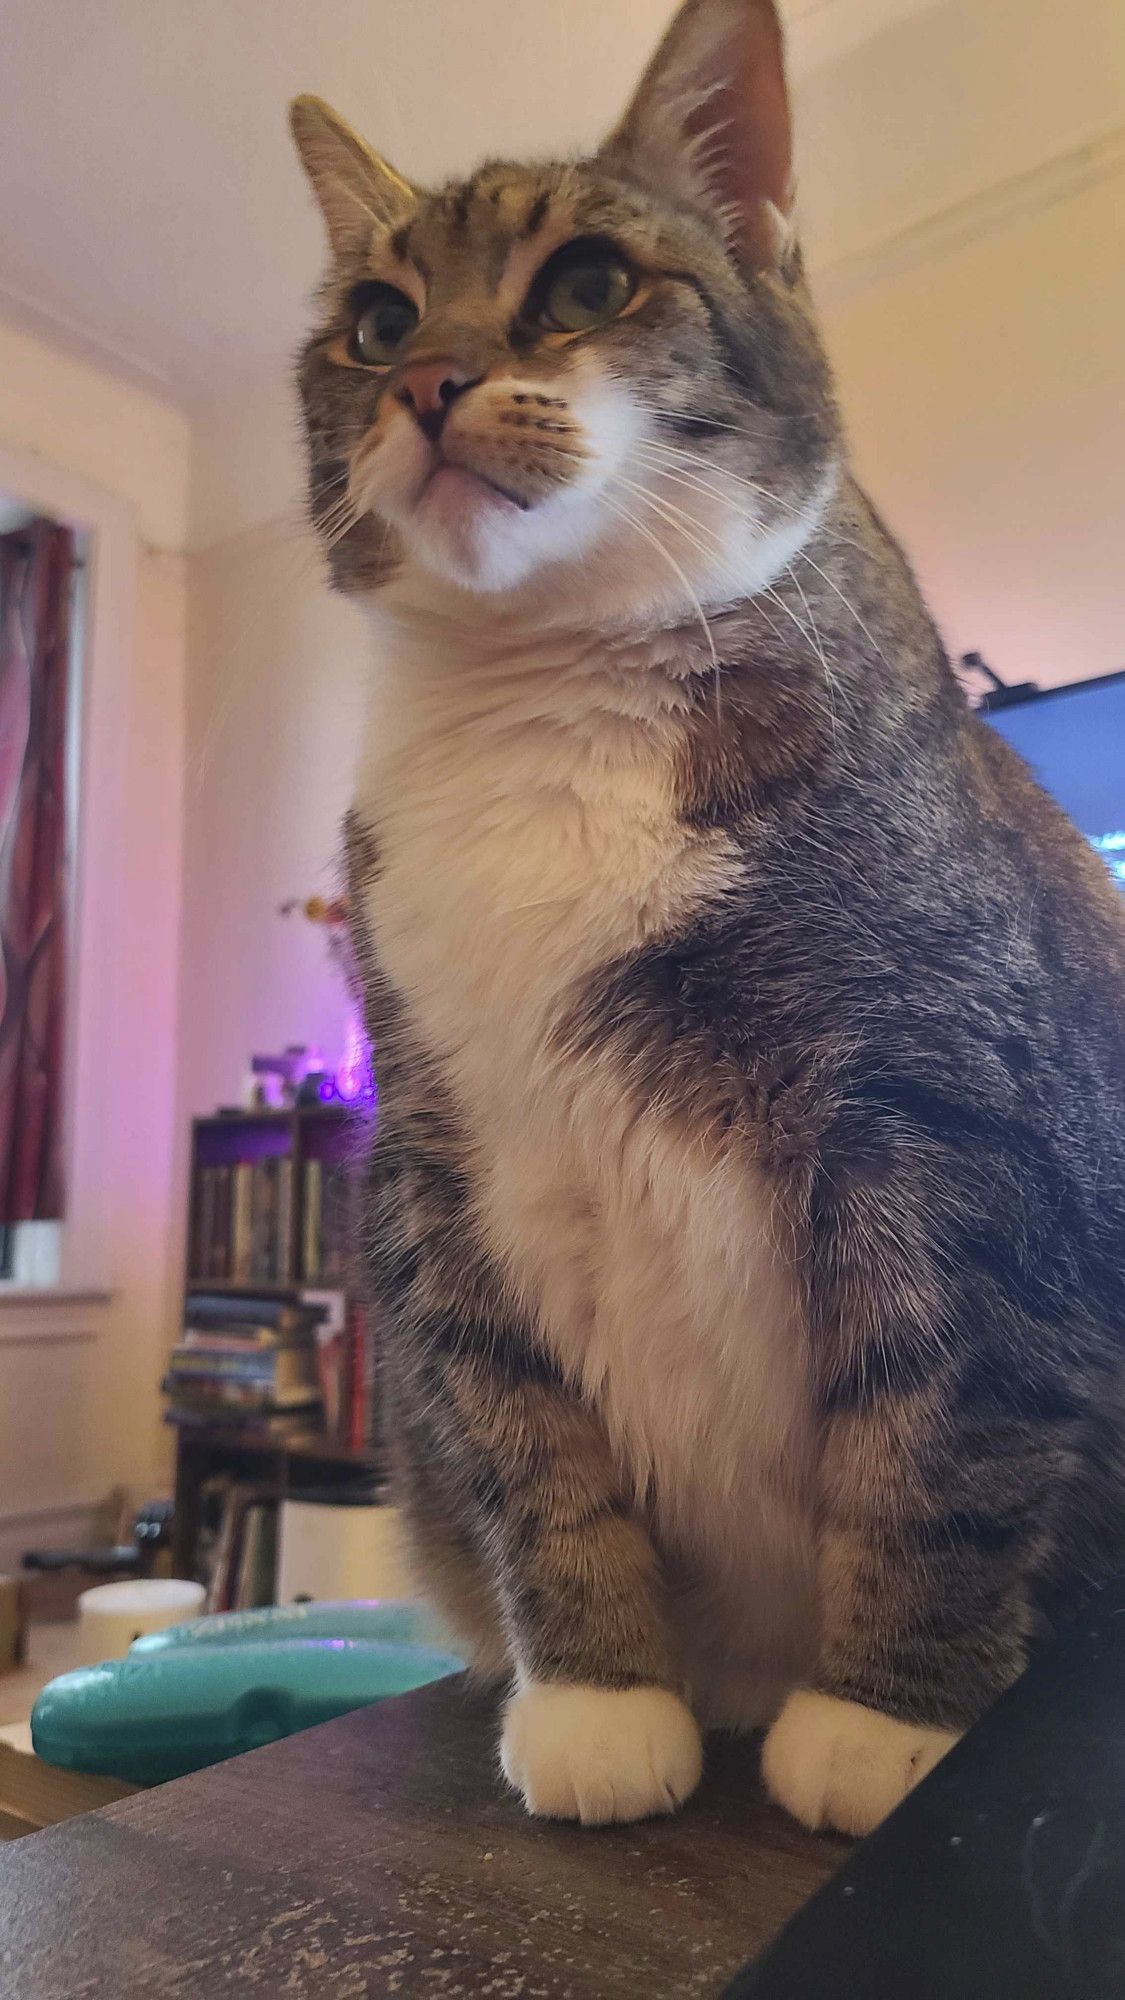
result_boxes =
[289,0,1125,1836]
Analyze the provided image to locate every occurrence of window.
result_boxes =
[0,501,85,1287]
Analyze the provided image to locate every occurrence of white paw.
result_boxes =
[500,1682,703,1825]
[761,1690,958,1837]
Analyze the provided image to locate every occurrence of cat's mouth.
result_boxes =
[370,396,599,589]
[418,457,531,519]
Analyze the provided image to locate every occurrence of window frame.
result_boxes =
[0,441,139,1295]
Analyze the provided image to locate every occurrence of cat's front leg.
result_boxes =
[368,1115,700,1820]
[760,1375,1004,1834]
[762,1165,1059,1838]
[442,1352,702,1824]
[761,1381,1041,1835]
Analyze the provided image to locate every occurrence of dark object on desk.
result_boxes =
[0,1681,846,1997]
[21,1498,173,1581]
[729,1577,1125,2000]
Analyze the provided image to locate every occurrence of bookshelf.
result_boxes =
[170,1103,382,1588]
[169,1420,380,1580]
[187,1103,355,1291]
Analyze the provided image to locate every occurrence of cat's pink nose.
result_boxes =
[396,361,481,443]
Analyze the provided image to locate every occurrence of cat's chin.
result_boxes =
[399,483,603,599]
[399,475,543,595]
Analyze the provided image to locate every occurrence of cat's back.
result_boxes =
[964,710,1125,978]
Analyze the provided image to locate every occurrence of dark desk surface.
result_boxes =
[0,1681,845,1997]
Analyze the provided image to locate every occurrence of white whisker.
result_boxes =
[786,561,839,745]
[631,453,777,532]
[636,440,781,509]
[597,491,720,708]
[616,476,727,569]
[615,473,846,739]
[615,478,735,718]
[632,396,824,435]
[633,434,868,557]
[753,581,842,739]
[797,549,890,668]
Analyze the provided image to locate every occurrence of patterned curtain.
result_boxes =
[0,519,75,1223]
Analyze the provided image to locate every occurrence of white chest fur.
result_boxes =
[355,624,816,1720]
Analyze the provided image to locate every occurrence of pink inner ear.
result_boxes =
[683,7,793,225]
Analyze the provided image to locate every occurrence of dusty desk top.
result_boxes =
[0,1680,845,1997]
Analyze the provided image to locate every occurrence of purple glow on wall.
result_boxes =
[318,1007,376,1111]
[338,1008,375,1104]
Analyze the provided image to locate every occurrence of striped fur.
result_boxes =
[293,0,1125,1832]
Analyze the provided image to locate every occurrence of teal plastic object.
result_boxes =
[130,1598,441,1655]
[31,1637,464,1785]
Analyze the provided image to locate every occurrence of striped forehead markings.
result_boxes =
[520,188,552,238]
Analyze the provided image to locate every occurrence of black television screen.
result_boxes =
[983,670,1125,893]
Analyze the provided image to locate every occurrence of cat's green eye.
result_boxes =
[530,239,636,334]
[349,282,419,365]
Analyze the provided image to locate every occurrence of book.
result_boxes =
[345,1298,374,1451]
[303,1159,322,1281]
[165,1404,319,1443]
[192,1166,216,1284]
[184,1292,325,1332]
[320,1165,352,1285]
[230,1162,253,1285]
[193,1475,234,1589]
[158,1384,318,1416]
[275,1156,294,1283]
[248,1159,274,1285]
[314,1324,346,1438]
[182,1329,283,1353]
[212,1166,233,1280]
[191,1155,301,1292]
[168,1352,278,1382]
[234,1502,278,1609]
[166,1344,318,1397]
[205,1486,240,1612]
[204,1486,281,1613]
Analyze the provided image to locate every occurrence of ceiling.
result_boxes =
[0,0,947,412]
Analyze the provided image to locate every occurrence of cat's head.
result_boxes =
[292,0,840,615]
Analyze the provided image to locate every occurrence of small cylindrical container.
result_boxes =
[77,1578,206,1665]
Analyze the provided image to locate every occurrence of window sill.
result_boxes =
[0,1288,112,1343]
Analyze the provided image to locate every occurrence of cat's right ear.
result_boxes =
[289,96,414,257]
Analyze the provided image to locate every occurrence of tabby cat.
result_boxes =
[290,0,1125,1836]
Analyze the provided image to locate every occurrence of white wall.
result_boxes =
[820,165,1124,690]
[0,319,189,551]
[0,320,191,1547]
[176,517,369,1122]
[795,0,1125,281]
[796,0,1125,691]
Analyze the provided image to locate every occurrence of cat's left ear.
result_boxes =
[602,0,795,271]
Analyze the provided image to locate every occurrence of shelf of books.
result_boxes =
[167,1104,383,1599]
